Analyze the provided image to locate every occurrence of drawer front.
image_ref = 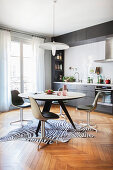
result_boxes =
[72,84,95,91]
[69,89,95,98]
[86,91,95,98]
[68,89,78,92]
[67,97,94,107]
[67,99,77,107]
[81,85,95,91]
[76,97,94,106]
[96,104,113,114]
[76,85,83,90]
[54,83,95,91]
[67,84,76,90]
[53,83,95,93]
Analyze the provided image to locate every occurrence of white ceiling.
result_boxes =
[0,0,113,37]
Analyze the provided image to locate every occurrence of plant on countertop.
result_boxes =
[63,76,75,82]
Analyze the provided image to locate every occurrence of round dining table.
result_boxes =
[19,91,85,130]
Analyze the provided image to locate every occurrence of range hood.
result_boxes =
[94,37,113,63]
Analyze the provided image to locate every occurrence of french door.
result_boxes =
[10,38,33,93]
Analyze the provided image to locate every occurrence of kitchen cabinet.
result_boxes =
[53,82,113,114]
[54,28,87,47]
[86,21,113,40]
[53,83,95,107]
[53,21,113,47]
[53,83,62,91]
[96,104,113,114]
[67,84,95,107]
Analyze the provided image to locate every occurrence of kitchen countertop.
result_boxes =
[53,82,113,87]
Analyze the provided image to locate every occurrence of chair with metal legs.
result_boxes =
[10,90,32,126]
[29,97,59,149]
[76,91,102,132]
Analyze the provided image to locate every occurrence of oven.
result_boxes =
[95,86,113,106]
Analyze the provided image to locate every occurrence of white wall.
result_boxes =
[65,41,113,83]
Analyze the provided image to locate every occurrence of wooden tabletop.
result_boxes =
[19,91,85,101]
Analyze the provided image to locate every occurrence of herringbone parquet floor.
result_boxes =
[0,105,113,170]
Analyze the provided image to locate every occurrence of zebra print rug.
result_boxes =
[0,120,94,144]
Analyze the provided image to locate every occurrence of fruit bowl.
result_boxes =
[45,89,54,94]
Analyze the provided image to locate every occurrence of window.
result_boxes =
[10,39,33,93]
[23,43,32,93]
[10,41,20,91]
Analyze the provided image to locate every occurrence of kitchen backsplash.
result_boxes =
[65,41,113,83]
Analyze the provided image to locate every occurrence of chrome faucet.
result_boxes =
[74,71,80,82]
[69,66,81,82]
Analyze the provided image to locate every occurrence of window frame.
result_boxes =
[11,36,32,93]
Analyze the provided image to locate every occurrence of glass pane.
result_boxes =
[23,44,32,58]
[23,43,33,93]
[10,56,20,91]
[11,41,20,56]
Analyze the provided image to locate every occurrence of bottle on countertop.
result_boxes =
[87,77,90,83]
[97,75,99,84]
[99,75,104,84]
[90,78,93,83]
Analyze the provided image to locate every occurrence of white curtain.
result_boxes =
[32,37,45,93]
[0,30,11,112]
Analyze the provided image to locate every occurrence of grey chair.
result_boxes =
[29,97,59,149]
[77,91,101,132]
[10,90,32,126]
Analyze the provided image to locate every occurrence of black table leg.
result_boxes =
[43,101,52,112]
[36,101,52,136]
[58,100,76,129]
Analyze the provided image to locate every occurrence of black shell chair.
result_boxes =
[10,90,32,126]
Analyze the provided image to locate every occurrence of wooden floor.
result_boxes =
[0,105,113,170]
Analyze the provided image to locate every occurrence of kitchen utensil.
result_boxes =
[105,79,111,84]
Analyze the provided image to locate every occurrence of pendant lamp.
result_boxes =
[40,0,69,56]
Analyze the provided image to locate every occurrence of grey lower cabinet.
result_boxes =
[53,83,95,107]
[53,83,63,91]
[96,104,113,114]
[67,88,95,107]
[53,83,113,114]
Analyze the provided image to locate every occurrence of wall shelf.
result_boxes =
[51,50,64,86]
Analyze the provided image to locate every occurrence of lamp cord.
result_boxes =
[53,0,57,38]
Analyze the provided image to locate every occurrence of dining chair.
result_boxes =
[10,90,32,126]
[76,91,102,132]
[29,97,59,149]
